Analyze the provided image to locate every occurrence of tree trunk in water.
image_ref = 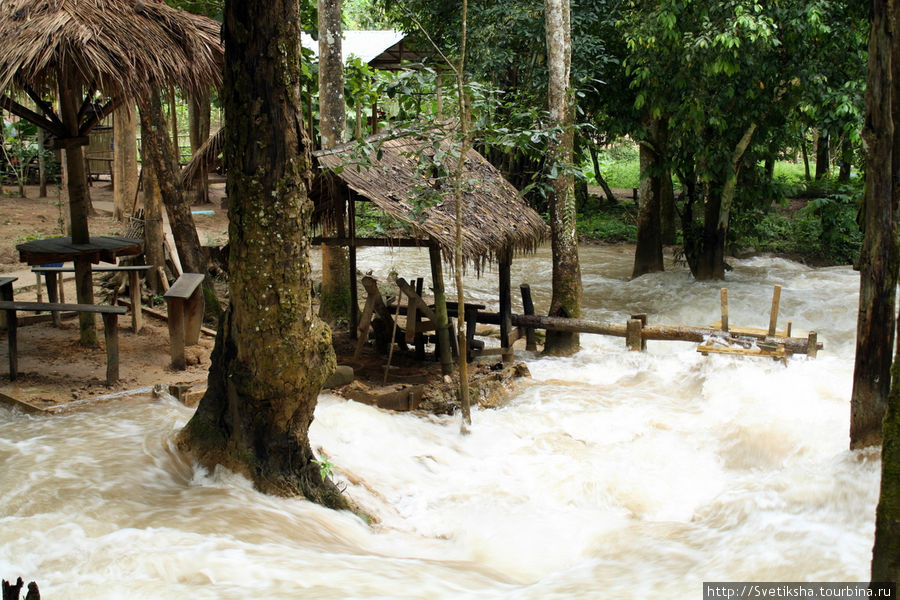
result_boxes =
[852,0,897,451]
[177,0,347,509]
[659,167,676,245]
[188,90,211,205]
[58,72,97,346]
[139,92,219,318]
[139,121,166,295]
[693,189,726,280]
[543,0,582,356]
[318,0,351,325]
[113,105,139,221]
[815,130,830,180]
[632,117,665,278]
[872,5,900,582]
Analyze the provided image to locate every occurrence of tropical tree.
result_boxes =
[870,0,900,583]
[623,0,862,280]
[543,0,582,355]
[177,0,348,508]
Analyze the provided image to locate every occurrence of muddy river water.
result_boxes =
[0,245,877,598]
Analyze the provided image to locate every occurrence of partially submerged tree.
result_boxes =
[871,0,900,583]
[177,0,347,508]
[543,0,582,355]
[0,0,222,344]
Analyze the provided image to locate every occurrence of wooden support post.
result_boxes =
[768,284,782,336]
[807,331,818,358]
[167,294,186,370]
[101,312,119,385]
[354,282,379,360]
[5,307,17,380]
[520,283,537,351]
[0,277,14,331]
[44,272,62,327]
[626,318,643,351]
[720,288,729,332]
[499,253,512,361]
[631,313,648,350]
[428,244,453,375]
[414,277,426,360]
[348,198,358,339]
[128,271,142,333]
[465,305,478,362]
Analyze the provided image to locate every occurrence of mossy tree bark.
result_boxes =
[852,0,897,450]
[178,0,346,508]
[543,0,582,356]
[318,0,352,325]
[871,0,900,583]
[113,105,139,221]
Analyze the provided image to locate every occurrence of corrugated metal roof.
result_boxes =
[301,30,422,69]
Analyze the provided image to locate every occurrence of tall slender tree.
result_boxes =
[318,0,352,324]
[178,0,347,508]
[871,0,900,583]
[543,0,582,355]
[851,0,898,449]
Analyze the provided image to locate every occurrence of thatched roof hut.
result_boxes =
[311,132,549,269]
[0,0,222,109]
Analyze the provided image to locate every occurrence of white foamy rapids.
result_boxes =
[0,248,878,599]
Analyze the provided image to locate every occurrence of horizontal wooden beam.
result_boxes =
[312,236,435,248]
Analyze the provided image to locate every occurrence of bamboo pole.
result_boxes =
[720,288,729,332]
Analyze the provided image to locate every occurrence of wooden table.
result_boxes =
[16,236,143,266]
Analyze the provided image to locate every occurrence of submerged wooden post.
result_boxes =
[720,288,729,332]
[626,318,643,351]
[499,252,512,361]
[521,283,537,351]
[632,313,648,350]
[768,284,782,336]
[807,331,818,358]
[428,244,453,375]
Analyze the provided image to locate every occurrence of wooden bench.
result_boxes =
[0,301,128,386]
[164,273,205,370]
[32,264,152,332]
[0,277,16,331]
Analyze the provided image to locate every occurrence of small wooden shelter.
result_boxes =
[310,130,549,370]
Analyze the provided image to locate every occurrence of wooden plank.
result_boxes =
[0,301,127,314]
[697,344,787,359]
[166,294,186,370]
[164,273,205,299]
[708,322,788,339]
[32,265,153,273]
[626,318,642,351]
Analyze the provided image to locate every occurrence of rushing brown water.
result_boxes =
[0,246,878,599]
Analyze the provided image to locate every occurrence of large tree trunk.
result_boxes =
[58,71,97,346]
[177,0,346,508]
[113,105,139,221]
[851,0,897,450]
[139,124,167,295]
[188,90,211,205]
[543,0,582,356]
[318,0,351,324]
[632,117,665,278]
[872,2,900,582]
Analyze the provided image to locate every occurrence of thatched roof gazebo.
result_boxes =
[0,0,223,344]
[310,130,549,369]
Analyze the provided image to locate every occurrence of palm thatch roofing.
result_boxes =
[0,0,222,135]
[312,131,549,269]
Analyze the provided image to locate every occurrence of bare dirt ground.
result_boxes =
[0,180,228,411]
[0,180,527,414]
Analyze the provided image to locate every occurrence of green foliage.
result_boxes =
[1,119,57,187]
[312,452,336,482]
[577,212,637,242]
